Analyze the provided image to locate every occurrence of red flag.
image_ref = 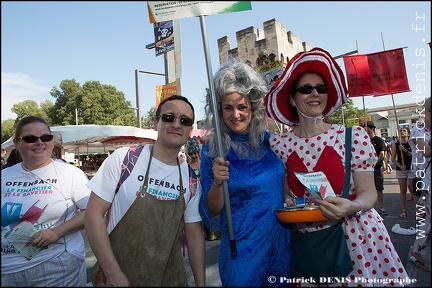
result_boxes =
[367,48,410,96]
[343,54,374,97]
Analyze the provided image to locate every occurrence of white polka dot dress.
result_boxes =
[270,124,409,287]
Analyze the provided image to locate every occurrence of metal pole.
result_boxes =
[199,15,237,258]
[380,32,403,165]
[135,69,142,128]
[135,69,165,128]
[164,53,169,85]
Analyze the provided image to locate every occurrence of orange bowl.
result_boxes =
[276,205,329,223]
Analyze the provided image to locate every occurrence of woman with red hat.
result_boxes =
[265,47,408,285]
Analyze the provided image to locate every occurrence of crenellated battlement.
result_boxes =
[217,18,313,69]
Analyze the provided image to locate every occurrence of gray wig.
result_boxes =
[203,57,269,158]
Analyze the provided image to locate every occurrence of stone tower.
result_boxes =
[217,18,313,69]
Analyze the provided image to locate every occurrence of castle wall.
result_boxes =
[217,18,313,69]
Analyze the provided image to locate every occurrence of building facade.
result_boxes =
[367,103,422,139]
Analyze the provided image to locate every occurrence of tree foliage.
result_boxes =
[326,98,370,125]
[11,100,50,123]
[1,79,140,141]
[48,79,136,126]
[142,107,156,129]
[1,119,15,144]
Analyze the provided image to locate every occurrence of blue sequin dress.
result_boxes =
[199,131,292,287]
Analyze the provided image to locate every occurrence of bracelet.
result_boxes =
[352,200,364,217]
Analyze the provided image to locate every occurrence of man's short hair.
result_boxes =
[155,95,195,121]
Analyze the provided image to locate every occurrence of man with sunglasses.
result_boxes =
[84,95,205,286]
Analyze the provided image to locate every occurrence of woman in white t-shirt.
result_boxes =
[1,116,91,286]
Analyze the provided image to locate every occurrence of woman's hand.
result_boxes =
[29,228,59,248]
[315,197,358,220]
[212,157,230,185]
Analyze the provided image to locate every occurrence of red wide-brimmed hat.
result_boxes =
[264,47,348,126]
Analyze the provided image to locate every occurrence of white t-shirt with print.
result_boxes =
[87,145,202,234]
[1,160,91,274]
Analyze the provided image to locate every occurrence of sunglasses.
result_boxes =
[295,84,328,94]
[160,114,194,126]
[18,134,54,143]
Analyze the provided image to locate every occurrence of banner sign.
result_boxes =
[154,20,174,57]
[147,1,252,23]
[257,60,284,90]
[343,48,410,97]
[367,48,410,97]
[156,80,179,108]
[343,54,373,97]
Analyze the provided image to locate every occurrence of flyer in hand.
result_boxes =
[294,171,336,199]
[5,220,42,260]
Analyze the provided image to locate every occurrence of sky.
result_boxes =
[2,1,431,125]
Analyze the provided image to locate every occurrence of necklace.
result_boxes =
[21,160,70,203]
[20,159,70,250]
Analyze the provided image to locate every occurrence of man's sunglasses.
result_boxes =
[160,114,194,126]
[295,84,328,94]
[18,134,54,143]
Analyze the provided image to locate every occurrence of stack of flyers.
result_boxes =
[294,171,336,200]
[5,220,42,260]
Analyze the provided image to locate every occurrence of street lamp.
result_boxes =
[131,42,171,129]
[146,43,169,85]
[135,69,165,128]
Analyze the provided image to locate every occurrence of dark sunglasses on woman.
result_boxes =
[18,134,54,143]
[295,84,328,94]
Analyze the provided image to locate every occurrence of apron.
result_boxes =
[107,146,186,286]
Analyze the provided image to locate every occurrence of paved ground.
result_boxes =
[84,168,430,287]
[374,170,431,287]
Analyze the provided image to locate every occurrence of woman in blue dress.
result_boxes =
[199,58,292,287]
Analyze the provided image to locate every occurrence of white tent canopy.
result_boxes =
[1,125,158,153]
